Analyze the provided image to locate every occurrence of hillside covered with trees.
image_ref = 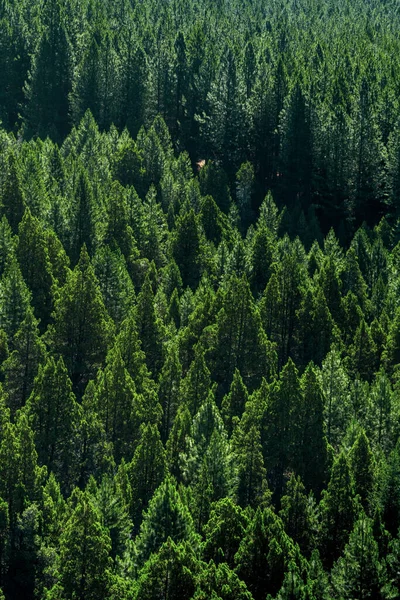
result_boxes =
[1,0,400,598]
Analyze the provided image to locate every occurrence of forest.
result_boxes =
[1,0,400,598]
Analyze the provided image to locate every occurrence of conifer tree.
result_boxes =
[0,255,31,343]
[17,210,55,328]
[280,475,315,557]
[233,423,267,509]
[93,246,136,326]
[23,0,72,141]
[135,476,195,567]
[299,364,328,495]
[349,430,376,513]
[93,345,144,464]
[235,507,293,600]
[319,347,351,447]
[26,356,81,493]
[129,423,166,530]
[2,307,46,415]
[330,516,386,600]
[221,368,249,435]
[263,359,302,496]
[171,209,203,290]
[1,152,26,234]
[49,490,113,600]
[134,538,197,600]
[48,245,114,395]
[319,453,358,567]
[180,344,211,416]
[202,497,249,568]
[210,275,276,398]
[158,342,182,443]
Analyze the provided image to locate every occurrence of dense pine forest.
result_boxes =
[1,0,400,598]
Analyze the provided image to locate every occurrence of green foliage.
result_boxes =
[0,2,399,596]
[26,356,81,493]
[48,245,114,395]
[134,476,196,567]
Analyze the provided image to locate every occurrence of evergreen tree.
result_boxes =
[93,345,145,464]
[171,209,203,290]
[349,430,376,513]
[299,364,328,496]
[129,422,166,530]
[263,358,302,497]
[280,475,315,557]
[26,356,81,493]
[134,538,197,600]
[209,275,276,398]
[136,273,164,378]
[1,152,26,234]
[235,507,294,600]
[17,209,55,328]
[48,245,114,395]
[221,368,249,436]
[180,344,211,416]
[203,497,249,568]
[134,476,196,567]
[49,490,113,600]
[330,515,386,600]
[23,0,72,141]
[2,307,46,415]
[158,342,182,443]
[319,453,358,567]
[0,255,31,343]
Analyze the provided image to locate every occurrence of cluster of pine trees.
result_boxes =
[3,0,400,237]
[1,0,400,598]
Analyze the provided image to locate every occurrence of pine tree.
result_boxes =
[235,507,294,600]
[0,217,14,279]
[349,430,375,513]
[233,423,267,509]
[50,490,113,600]
[221,368,249,435]
[134,476,195,567]
[93,345,145,464]
[319,453,358,568]
[279,475,315,557]
[171,209,203,290]
[1,151,26,234]
[2,307,46,415]
[166,403,192,482]
[26,356,81,493]
[134,538,198,600]
[194,560,253,600]
[180,344,211,416]
[263,359,301,497]
[330,515,386,600]
[349,319,377,382]
[136,274,164,378]
[129,423,166,530]
[299,364,328,496]
[0,255,31,343]
[158,342,182,443]
[209,275,276,398]
[23,0,72,141]
[17,209,55,328]
[48,245,114,395]
[79,381,114,488]
[93,246,136,326]
[319,346,351,447]
[71,166,98,264]
[203,497,249,568]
